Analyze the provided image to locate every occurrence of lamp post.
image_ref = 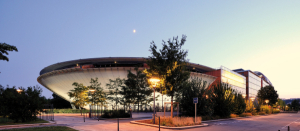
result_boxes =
[150,78,160,124]
[89,89,96,118]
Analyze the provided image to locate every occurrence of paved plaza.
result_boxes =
[49,112,300,131]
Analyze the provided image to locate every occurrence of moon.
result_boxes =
[133,29,136,33]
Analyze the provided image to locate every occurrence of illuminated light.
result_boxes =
[89,89,96,93]
[193,67,195,70]
[242,94,246,98]
[114,61,117,64]
[133,29,136,33]
[76,64,79,66]
[16,89,22,93]
[206,95,208,99]
[250,97,255,101]
[265,99,269,104]
[149,78,160,88]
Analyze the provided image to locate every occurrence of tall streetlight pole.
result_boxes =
[150,78,160,124]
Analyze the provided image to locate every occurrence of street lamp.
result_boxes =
[149,77,160,124]
[242,94,246,99]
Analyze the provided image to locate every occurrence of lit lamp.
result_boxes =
[242,94,246,99]
[149,77,160,124]
[265,100,269,105]
[250,97,255,102]
[16,89,22,93]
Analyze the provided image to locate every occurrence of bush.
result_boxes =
[239,113,252,117]
[201,115,221,121]
[273,110,280,114]
[153,116,201,127]
[230,114,238,118]
[258,112,266,115]
[53,109,90,113]
[101,110,130,118]
[260,105,272,114]
[0,85,45,122]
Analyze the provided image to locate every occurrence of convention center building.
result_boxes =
[37,57,272,109]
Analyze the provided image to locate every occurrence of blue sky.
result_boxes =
[1,0,299,99]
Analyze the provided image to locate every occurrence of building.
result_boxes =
[37,57,272,109]
[37,57,216,109]
[233,69,273,100]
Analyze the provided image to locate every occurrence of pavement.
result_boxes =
[2,112,300,131]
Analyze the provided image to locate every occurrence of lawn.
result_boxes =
[0,116,49,126]
[0,126,77,131]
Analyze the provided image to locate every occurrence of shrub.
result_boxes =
[273,110,280,114]
[101,110,130,118]
[230,114,238,118]
[260,105,271,114]
[258,112,266,115]
[239,113,252,117]
[154,116,201,127]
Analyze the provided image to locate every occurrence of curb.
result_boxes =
[130,119,209,129]
[0,121,56,130]
[202,113,280,123]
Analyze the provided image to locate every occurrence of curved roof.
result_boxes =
[254,71,272,86]
[39,57,216,75]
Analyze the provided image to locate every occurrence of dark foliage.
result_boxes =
[101,110,130,118]
[0,43,18,62]
[0,85,46,122]
[50,93,72,109]
[291,99,300,111]
[176,78,214,116]
[257,85,278,105]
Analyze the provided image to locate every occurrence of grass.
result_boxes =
[0,117,48,126]
[137,116,202,127]
[0,126,77,131]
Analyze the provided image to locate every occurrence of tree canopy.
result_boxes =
[0,42,18,62]
[257,85,278,105]
[144,35,190,117]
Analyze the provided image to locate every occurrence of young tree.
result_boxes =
[50,93,72,109]
[68,82,89,115]
[0,43,18,62]
[257,85,278,105]
[124,67,152,112]
[145,35,190,117]
[89,78,106,110]
[106,78,125,110]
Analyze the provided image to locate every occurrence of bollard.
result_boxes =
[84,114,85,122]
[159,116,160,131]
[118,118,119,131]
[288,126,290,131]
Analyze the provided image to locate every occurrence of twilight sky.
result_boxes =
[0,0,299,99]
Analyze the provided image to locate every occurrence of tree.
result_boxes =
[291,99,300,111]
[124,67,152,112]
[257,85,278,105]
[0,43,18,62]
[106,78,125,110]
[232,94,246,115]
[89,78,106,110]
[145,35,190,117]
[211,82,236,117]
[176,77,214,116]
[68,82,89,115]
[0,85,45,122]
[50,93,72,109]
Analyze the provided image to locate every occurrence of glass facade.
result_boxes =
[220,66,246,95]
[248,72,261,97]
[263,80,269,87]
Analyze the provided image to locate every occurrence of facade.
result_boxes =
[233,69,273,100]
[205,66,246,95]
[37,57,272,109]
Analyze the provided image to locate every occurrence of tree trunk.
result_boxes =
[171,96,173,117]
[81,107,82,116]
